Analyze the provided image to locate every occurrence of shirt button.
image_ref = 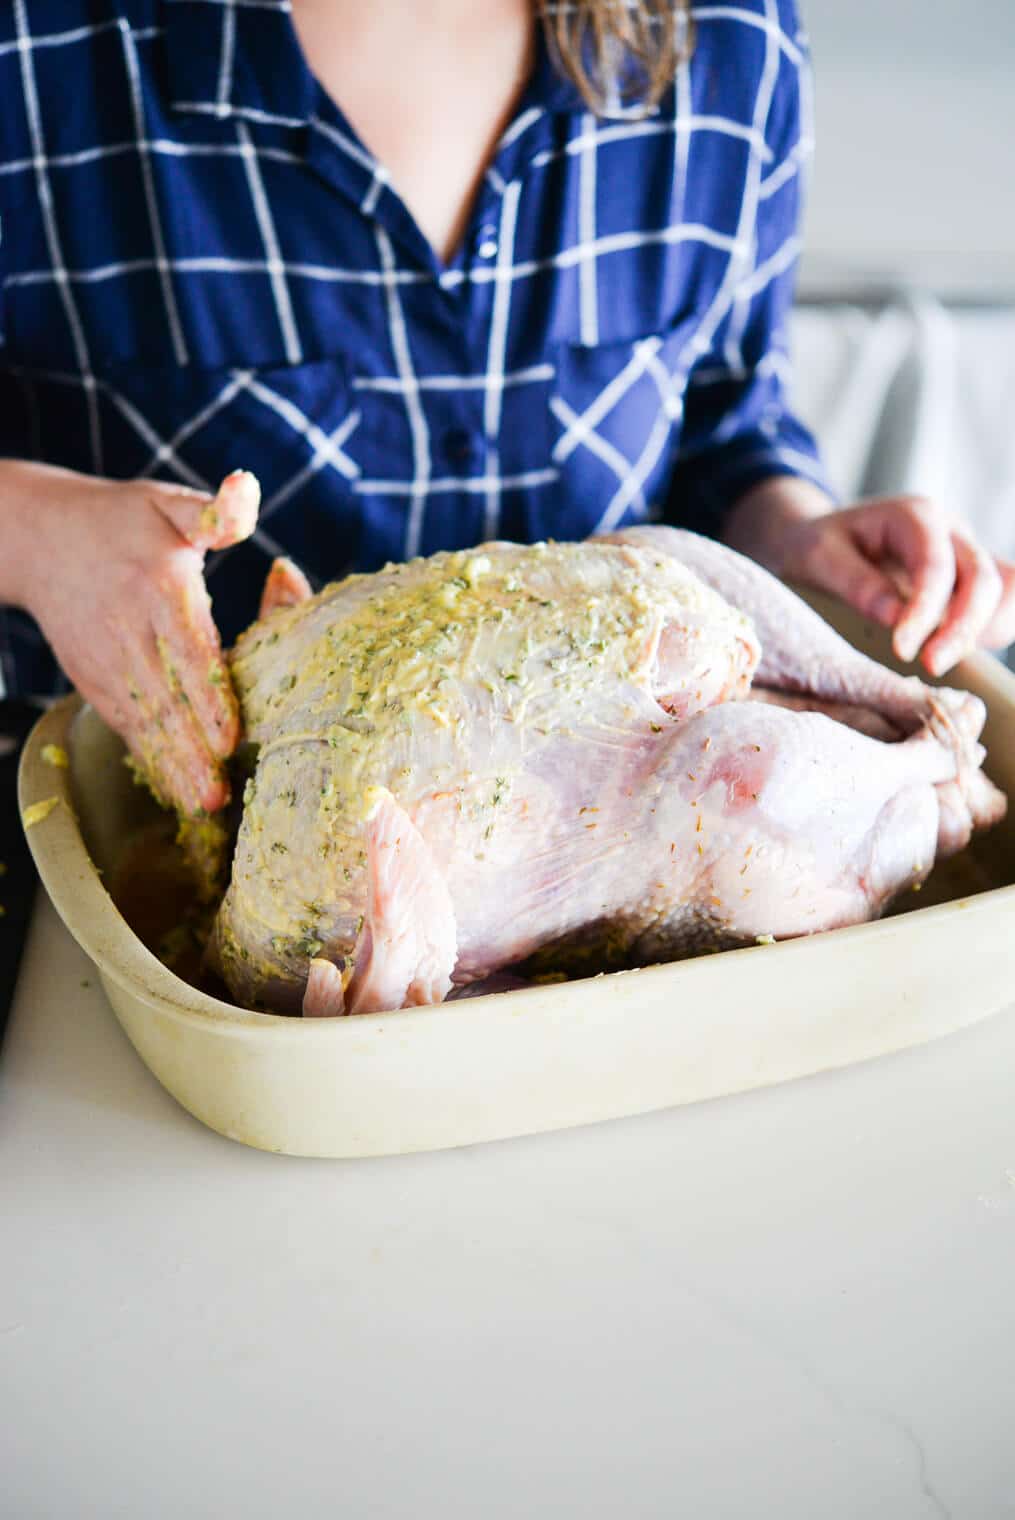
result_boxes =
[477,225,498,259]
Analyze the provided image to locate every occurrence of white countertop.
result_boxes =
[3,896,1015,1519]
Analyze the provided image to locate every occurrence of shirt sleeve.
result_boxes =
[663,7,832,538]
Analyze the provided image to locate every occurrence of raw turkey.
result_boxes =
[208,527,1006,1016]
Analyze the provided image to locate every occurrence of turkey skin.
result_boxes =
[208,528,1005,1016]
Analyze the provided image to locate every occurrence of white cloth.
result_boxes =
[790,297,1015,560]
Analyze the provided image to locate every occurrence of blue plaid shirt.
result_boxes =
[0,0,826,697]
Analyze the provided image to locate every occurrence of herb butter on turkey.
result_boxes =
[208,528,1005,1016]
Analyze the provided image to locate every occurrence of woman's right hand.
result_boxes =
[4,461,260,815]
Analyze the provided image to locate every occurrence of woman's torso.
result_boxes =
[0,0,803,663]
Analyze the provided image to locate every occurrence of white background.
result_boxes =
[801,0,1015,298]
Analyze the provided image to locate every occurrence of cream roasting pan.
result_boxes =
[18,597,1015,1158]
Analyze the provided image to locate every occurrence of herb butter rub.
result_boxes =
[211,540,758,1012]
[208,532,1005,1016]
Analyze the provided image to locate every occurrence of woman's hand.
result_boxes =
[3,461,260,814]
[723,477,1015,676]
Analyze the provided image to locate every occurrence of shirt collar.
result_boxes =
[529,30,588,116]
[164,0,316,126]
[160,0,626,275]
[525,27,663,121]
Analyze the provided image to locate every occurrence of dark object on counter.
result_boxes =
[0,701,42,1051]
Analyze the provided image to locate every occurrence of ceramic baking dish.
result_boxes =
[18,599,1015,1158]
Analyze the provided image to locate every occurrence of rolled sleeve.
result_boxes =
[664,5,832,538]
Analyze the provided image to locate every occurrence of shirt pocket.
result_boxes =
[16,349,356,490]
[548,311,703,535]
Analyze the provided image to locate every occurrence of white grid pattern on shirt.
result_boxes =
[92,363,358,579]
[720,0,781,376]
[216,0,237,114]
[119,20,190,367]
[550,0,785,515]
[234,371,361,481]
[0,0,806,421]
[14,374,553,515]
[138,369,252,476]
[739,233,801,304]
[175,101,305,129]
[553,337,662,466]
[496,106,545,156]
[642,345,686,421]
[3,256,428,289]
[106,362,361,569]
[649,0,784,503]
[258,406,362,518]
[725,270,757,377]
[0,1,821,699]
[5,3,772,311]
[693,5,803,64]
[3,221,745,295]
[792,8,814,209]
[105,382,211,489]
[309,114,378,176]
[527,112,773,179]
[587,325,691,533]
[757,136,808,200]
[0,137,303,177]
[481,179,523,541]
[594,406,674,532]
[360,165,390,218]
[1,358,552,505]
[578,112,599,346]
[374,226,432,557]
[0,19,163,58]
[484,163,507,197]
[672,47,693,228]
[356,470,558,498]
[687,1,782,386]
[495,217,750,462]
[236,119,303,364]
[129,404,303,565]
[352,364,555,396]
[549,394,643,512]
[12,0,103,473]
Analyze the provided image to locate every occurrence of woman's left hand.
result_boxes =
[723,479,1015,676]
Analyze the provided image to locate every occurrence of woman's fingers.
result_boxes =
[151,563,241,760]
[847,498,1010,671]
[142,471,262,793]
[784,521,904,627]
[920,532,1003,675]
[258,556,313,618]
[123,630,230,815]
[19,468,258,818]
[782,496,1011,674]
[866,498,957,665]
[977,559,1015,651]
[153,470,261,552]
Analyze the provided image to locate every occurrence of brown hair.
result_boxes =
[537,1,695,116]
